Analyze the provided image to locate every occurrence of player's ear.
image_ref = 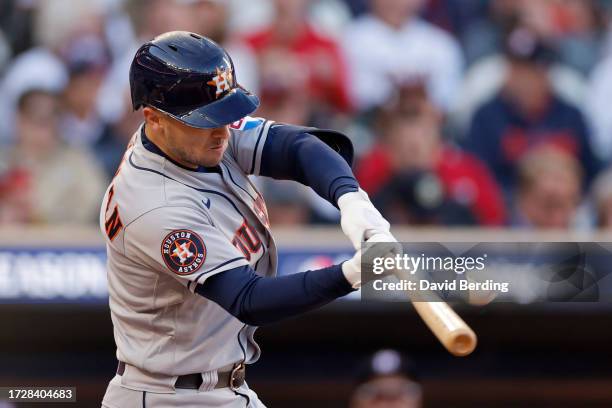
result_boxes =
[143,107,164,133]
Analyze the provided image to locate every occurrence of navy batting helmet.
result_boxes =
[129,31,259,129]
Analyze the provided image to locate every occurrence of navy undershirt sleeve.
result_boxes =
[195,264,354,326]
[260,125,359,206]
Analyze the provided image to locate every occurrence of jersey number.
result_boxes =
[232,220,261,261]
[104,185,123,241]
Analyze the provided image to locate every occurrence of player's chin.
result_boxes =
[201,145,227,166]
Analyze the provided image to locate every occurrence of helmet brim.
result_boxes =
[169,86,260,129]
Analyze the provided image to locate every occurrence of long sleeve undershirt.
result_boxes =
[195,264,354,326]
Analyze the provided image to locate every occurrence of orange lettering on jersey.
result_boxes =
[232,219,261,261]
[232,236,250,260]
[105,205,123,241]
[104,185,123,241]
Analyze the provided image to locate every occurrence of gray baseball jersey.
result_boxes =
[100,116,275,390]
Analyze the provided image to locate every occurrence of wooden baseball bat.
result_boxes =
[411,299,477,357]
[386,263,476,356]
[389,264,477,356]
[365,235,477,356]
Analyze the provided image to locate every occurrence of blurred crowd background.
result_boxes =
[2,0,612,231]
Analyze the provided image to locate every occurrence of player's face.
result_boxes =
[144,108,230,168]
[164,117,230,167]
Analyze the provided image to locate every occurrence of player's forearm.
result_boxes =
[260,126,359,206]
[195,264,355,326]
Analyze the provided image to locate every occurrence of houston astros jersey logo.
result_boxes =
[207,67,233,98]
[161,229,206,275]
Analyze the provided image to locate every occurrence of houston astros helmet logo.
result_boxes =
[161,230,206,275]
[207,67,233,99]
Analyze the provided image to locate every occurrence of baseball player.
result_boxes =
[100,31,393,408]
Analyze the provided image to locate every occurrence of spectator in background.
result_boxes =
[591,169,612,230]
[94,88,142,179]
[350,349,422,408]
[514,146,582,229]
[451,4,589,137]
[0,90,107,225]
[461,0,605,74]
[342,0,463,114]
[465,27,600,195]
[461,0,522,65]
[244,0,352,126]
[0,0,110,144]
[123,0,203,40]
[228,0,353,39]
[58,36,110,148]
[247,46,313,125]
[356,89,506,226]
[423,0,487,43]
[520,0,605,76]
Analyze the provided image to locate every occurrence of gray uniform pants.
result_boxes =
[102,375,266,408]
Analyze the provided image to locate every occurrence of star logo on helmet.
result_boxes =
[207,67,233,99]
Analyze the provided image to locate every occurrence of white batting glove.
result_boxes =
[342,249,362,289]
[341,234,402,289]
[338,188,392,250]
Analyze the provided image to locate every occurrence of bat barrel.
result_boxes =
[412,301,477,357]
